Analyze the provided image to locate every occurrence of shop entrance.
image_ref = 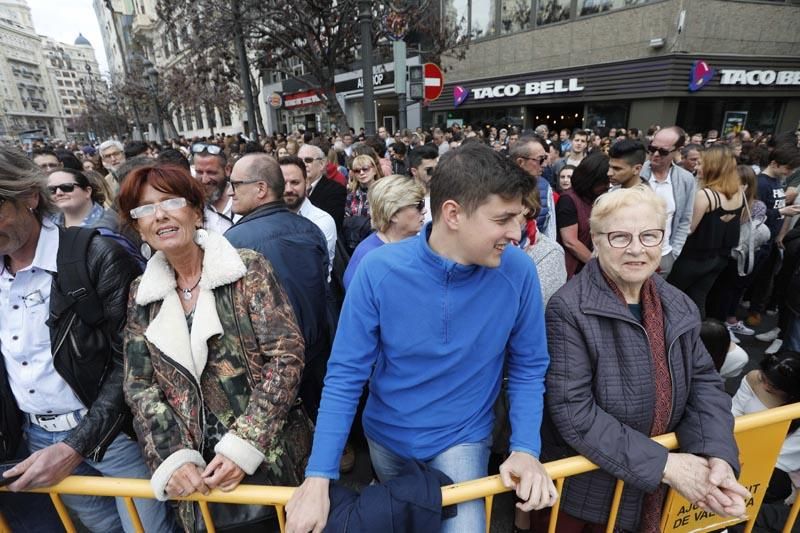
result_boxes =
[377,96,398,134]
[526,103,585,134]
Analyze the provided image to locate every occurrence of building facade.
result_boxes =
[0,0,64,140]
[430,0,800,135]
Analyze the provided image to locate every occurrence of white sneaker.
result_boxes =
[729,330,741,344]
[765,338,783,355]
[755,327,781,342]
[727,321,755,336]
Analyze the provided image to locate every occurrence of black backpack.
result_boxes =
[53,227,105,327]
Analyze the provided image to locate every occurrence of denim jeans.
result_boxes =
[25,416,177,533]
[367,437,491,533]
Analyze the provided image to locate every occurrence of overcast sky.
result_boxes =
[27,0,109,76]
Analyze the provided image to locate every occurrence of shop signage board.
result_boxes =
[284,90,323,109]
[424,63,444,101]
[660,418,788,532]
[722,111,748,137]
[268,92,283,108]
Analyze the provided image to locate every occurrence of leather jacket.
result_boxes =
[13,230,142,461]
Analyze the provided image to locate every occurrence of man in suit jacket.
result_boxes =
[299,144,346,231]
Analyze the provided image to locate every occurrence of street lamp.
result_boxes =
[143,59,163,143]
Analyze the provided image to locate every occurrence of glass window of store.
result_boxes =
[501,0,532,33]
[578,0,657,16]
[537,0,571,25]
[442,0,496,38]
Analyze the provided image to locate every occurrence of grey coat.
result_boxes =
[640,161,696,258]
[542,258,739,531]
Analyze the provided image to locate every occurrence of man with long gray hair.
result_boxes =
[0,146,176,531]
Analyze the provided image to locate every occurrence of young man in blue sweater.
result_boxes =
[286,143,557,533]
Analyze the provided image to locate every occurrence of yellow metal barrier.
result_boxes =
[1,403,798,533]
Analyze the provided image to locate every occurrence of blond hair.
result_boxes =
[368,174,425,232]
[700,145,740,199]
[589,185,667,234]
[348,154,380,192]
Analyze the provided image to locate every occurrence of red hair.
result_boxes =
[117,163,206,225]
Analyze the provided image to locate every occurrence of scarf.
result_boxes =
[601,270,672,533]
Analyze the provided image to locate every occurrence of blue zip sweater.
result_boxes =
[306,225,550,479]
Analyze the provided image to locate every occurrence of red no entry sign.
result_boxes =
[423,63,444,102]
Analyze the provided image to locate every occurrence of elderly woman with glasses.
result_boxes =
[117,163,310,531]
[539,186,748,533]
[343,175,425,290]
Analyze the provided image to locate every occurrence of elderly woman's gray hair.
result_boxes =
[0,145,55,221]
[367,175,425,233]
[589,185,667,234]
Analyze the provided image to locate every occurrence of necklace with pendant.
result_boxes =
[177,276,201,301]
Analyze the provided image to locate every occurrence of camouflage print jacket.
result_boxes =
[123,230,306,520]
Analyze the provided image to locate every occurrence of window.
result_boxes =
[204,103,216,128]
[442,0,470,39]
[537,0,571,25]
[220,106,232,126]
[578,0,656,16]
[175,110,184,132]
[501,0,531,33]
[194,107,203,129]
[184,108,193,130]
[471,1,496,37]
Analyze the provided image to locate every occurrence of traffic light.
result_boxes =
[409,65,423,101]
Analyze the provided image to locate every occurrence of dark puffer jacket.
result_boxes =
[541,258,739,531]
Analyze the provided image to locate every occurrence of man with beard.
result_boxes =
[280,155,337,273]
[191,143,237,234]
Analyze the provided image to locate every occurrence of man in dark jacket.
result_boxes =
[298,144,346,232]
[0,146,175,531]
[225,153,331,415]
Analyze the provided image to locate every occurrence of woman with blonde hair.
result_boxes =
[668,145,744,317]
[343,174,425,289]
[342,154,384,253]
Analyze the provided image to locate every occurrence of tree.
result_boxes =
[154,0,472,133]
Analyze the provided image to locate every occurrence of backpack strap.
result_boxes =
[55,227,105,326]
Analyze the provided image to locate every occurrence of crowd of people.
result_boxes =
[0,120,798,533]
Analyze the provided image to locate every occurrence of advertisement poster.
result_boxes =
[721,111,748,137]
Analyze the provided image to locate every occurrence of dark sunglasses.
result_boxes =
[48,183,81,194]
[192,143,222,155]
[646,145,676,157]
[406,199,425,213]
[519,154,549,165]
[302,157,324,164]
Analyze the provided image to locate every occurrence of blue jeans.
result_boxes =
[367,437,491,533]
[25,417,177,533]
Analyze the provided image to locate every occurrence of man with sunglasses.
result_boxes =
[298,144,346,231]
[191,143,238,235]
[407,143,439,225]
[639,126,696,277]
[511,136,557,240]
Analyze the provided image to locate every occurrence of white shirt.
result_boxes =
[647,170,676,257]
[298,197,337,275]
[423,195,432,225]
[204,205,234,235]
[0,221,84,415]
[307,175,324,196]
[437,142,450,156]
[732,375,800,472]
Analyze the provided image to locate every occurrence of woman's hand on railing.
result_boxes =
[696,458,750,519]
[499,451,559,512]
[166,463,210,498]
[663,453,713,504]
[285,476,330,533]
[202,454,246,492]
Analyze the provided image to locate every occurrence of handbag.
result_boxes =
[731,192,757,276]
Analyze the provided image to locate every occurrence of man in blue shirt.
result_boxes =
[286,143,556,533]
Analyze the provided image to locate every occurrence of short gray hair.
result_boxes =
[299,144,325,160]
[0,146,55,220]
[368,174,425,232]
[99,140,124,154]
[239,153,284,199]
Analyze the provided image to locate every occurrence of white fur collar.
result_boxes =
[135,230,247,381]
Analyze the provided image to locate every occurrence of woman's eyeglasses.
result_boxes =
[47,183,81,194]
[598,229,664,248]
[129,197,188,219]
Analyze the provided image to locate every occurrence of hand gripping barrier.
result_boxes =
[1,402,799,533]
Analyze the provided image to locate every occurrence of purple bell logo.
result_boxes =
[689,60,715,92]
[453,86,469,107]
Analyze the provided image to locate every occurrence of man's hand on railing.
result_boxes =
[4,442,82,491]
[696,457,750,519]
[285,476,330,533]
[166,463,210,498]
[499,451,559,512]
[202,454,246,492]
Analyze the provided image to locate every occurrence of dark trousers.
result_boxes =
[748,243,782,314]
[668,254,729,318]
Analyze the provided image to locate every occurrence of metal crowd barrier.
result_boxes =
[1,402,799,533]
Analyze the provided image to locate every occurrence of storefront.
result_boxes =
[429,54,800,135]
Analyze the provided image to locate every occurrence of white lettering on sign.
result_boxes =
[471,78,584,100]
[720,69,800,86]
[357,73,385,89]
